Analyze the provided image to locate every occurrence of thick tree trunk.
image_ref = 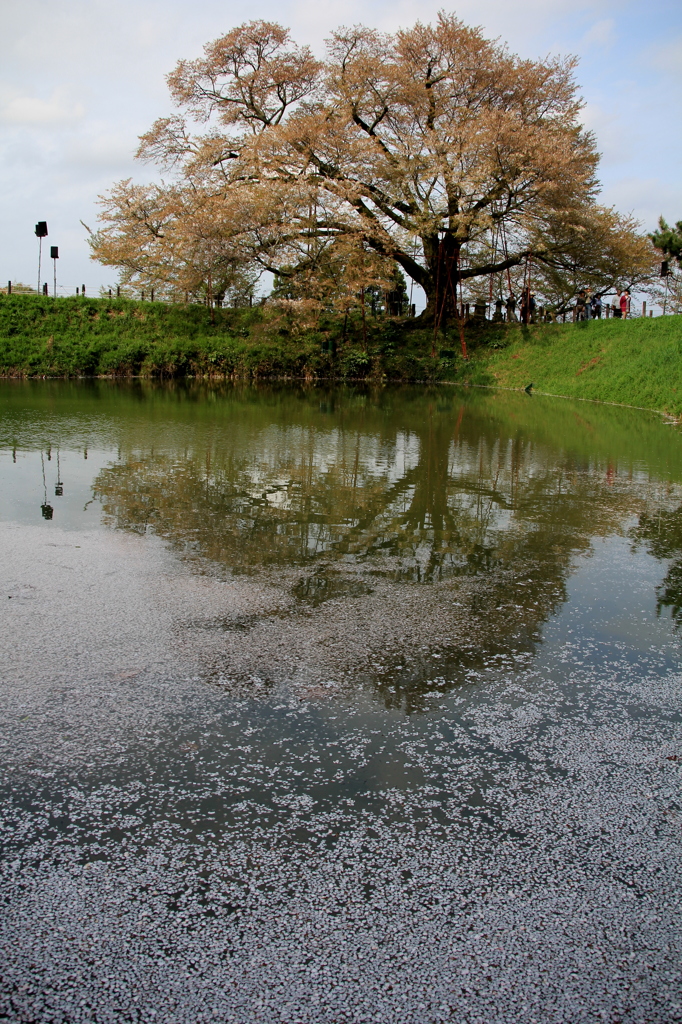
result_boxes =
[418,234,461,323]
[417,233,468,358]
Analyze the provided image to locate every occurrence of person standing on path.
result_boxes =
[620,289,629,319]
[591,293,602,319]
[520,292,529,324]
[575,289,587,321]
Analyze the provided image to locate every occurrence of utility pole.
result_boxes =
[35,221,48,294]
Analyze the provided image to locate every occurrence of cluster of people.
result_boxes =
[575,287,630,320]
[486,285,632,324]
[575,289,600,320]
[491,293,537,324]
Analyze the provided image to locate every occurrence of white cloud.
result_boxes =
[582,18,615,47]
[580,101,636,164]
[0,86,85,125]
[599,176,682,231]
[63,131,139,171]
[646,35,682,79]
[288,0,616,50]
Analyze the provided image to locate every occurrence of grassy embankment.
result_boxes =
[0,294,441,382]
[1,293,681,417]
[474,315,682,419]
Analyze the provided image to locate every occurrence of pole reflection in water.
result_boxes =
[40,450,53,520]
[55,448,63,497]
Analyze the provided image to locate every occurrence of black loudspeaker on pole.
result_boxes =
[35,221,48,294]
[51,246,59,298]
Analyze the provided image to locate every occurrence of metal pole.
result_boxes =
[38,237,42,294]
[53,258,57,298]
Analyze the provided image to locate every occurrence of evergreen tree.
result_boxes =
[650,217,682,266]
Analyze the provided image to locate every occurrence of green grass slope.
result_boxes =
[472,316,682,418]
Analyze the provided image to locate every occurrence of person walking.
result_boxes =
[505,293,517,322]
[585,288,593,319]
[590,293,602,319]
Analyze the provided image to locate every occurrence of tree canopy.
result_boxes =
[91,16,656,316]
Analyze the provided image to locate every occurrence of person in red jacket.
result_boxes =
[620,289,630,319]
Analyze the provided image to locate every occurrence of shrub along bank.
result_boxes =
[1,294,681,417]
[0,293,481,382]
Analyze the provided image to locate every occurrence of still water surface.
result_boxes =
[2,380,681,785]
[2,379,682,797]
[3,380,682,646]
[1,381,682,1022]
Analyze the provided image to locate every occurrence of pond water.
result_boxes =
[1,380,681,1024]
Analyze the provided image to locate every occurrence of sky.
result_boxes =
[1,0,680,297]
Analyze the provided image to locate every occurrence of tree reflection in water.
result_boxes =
[89,390,678,709]
[632,505,682,625]
[93,406,625,576]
